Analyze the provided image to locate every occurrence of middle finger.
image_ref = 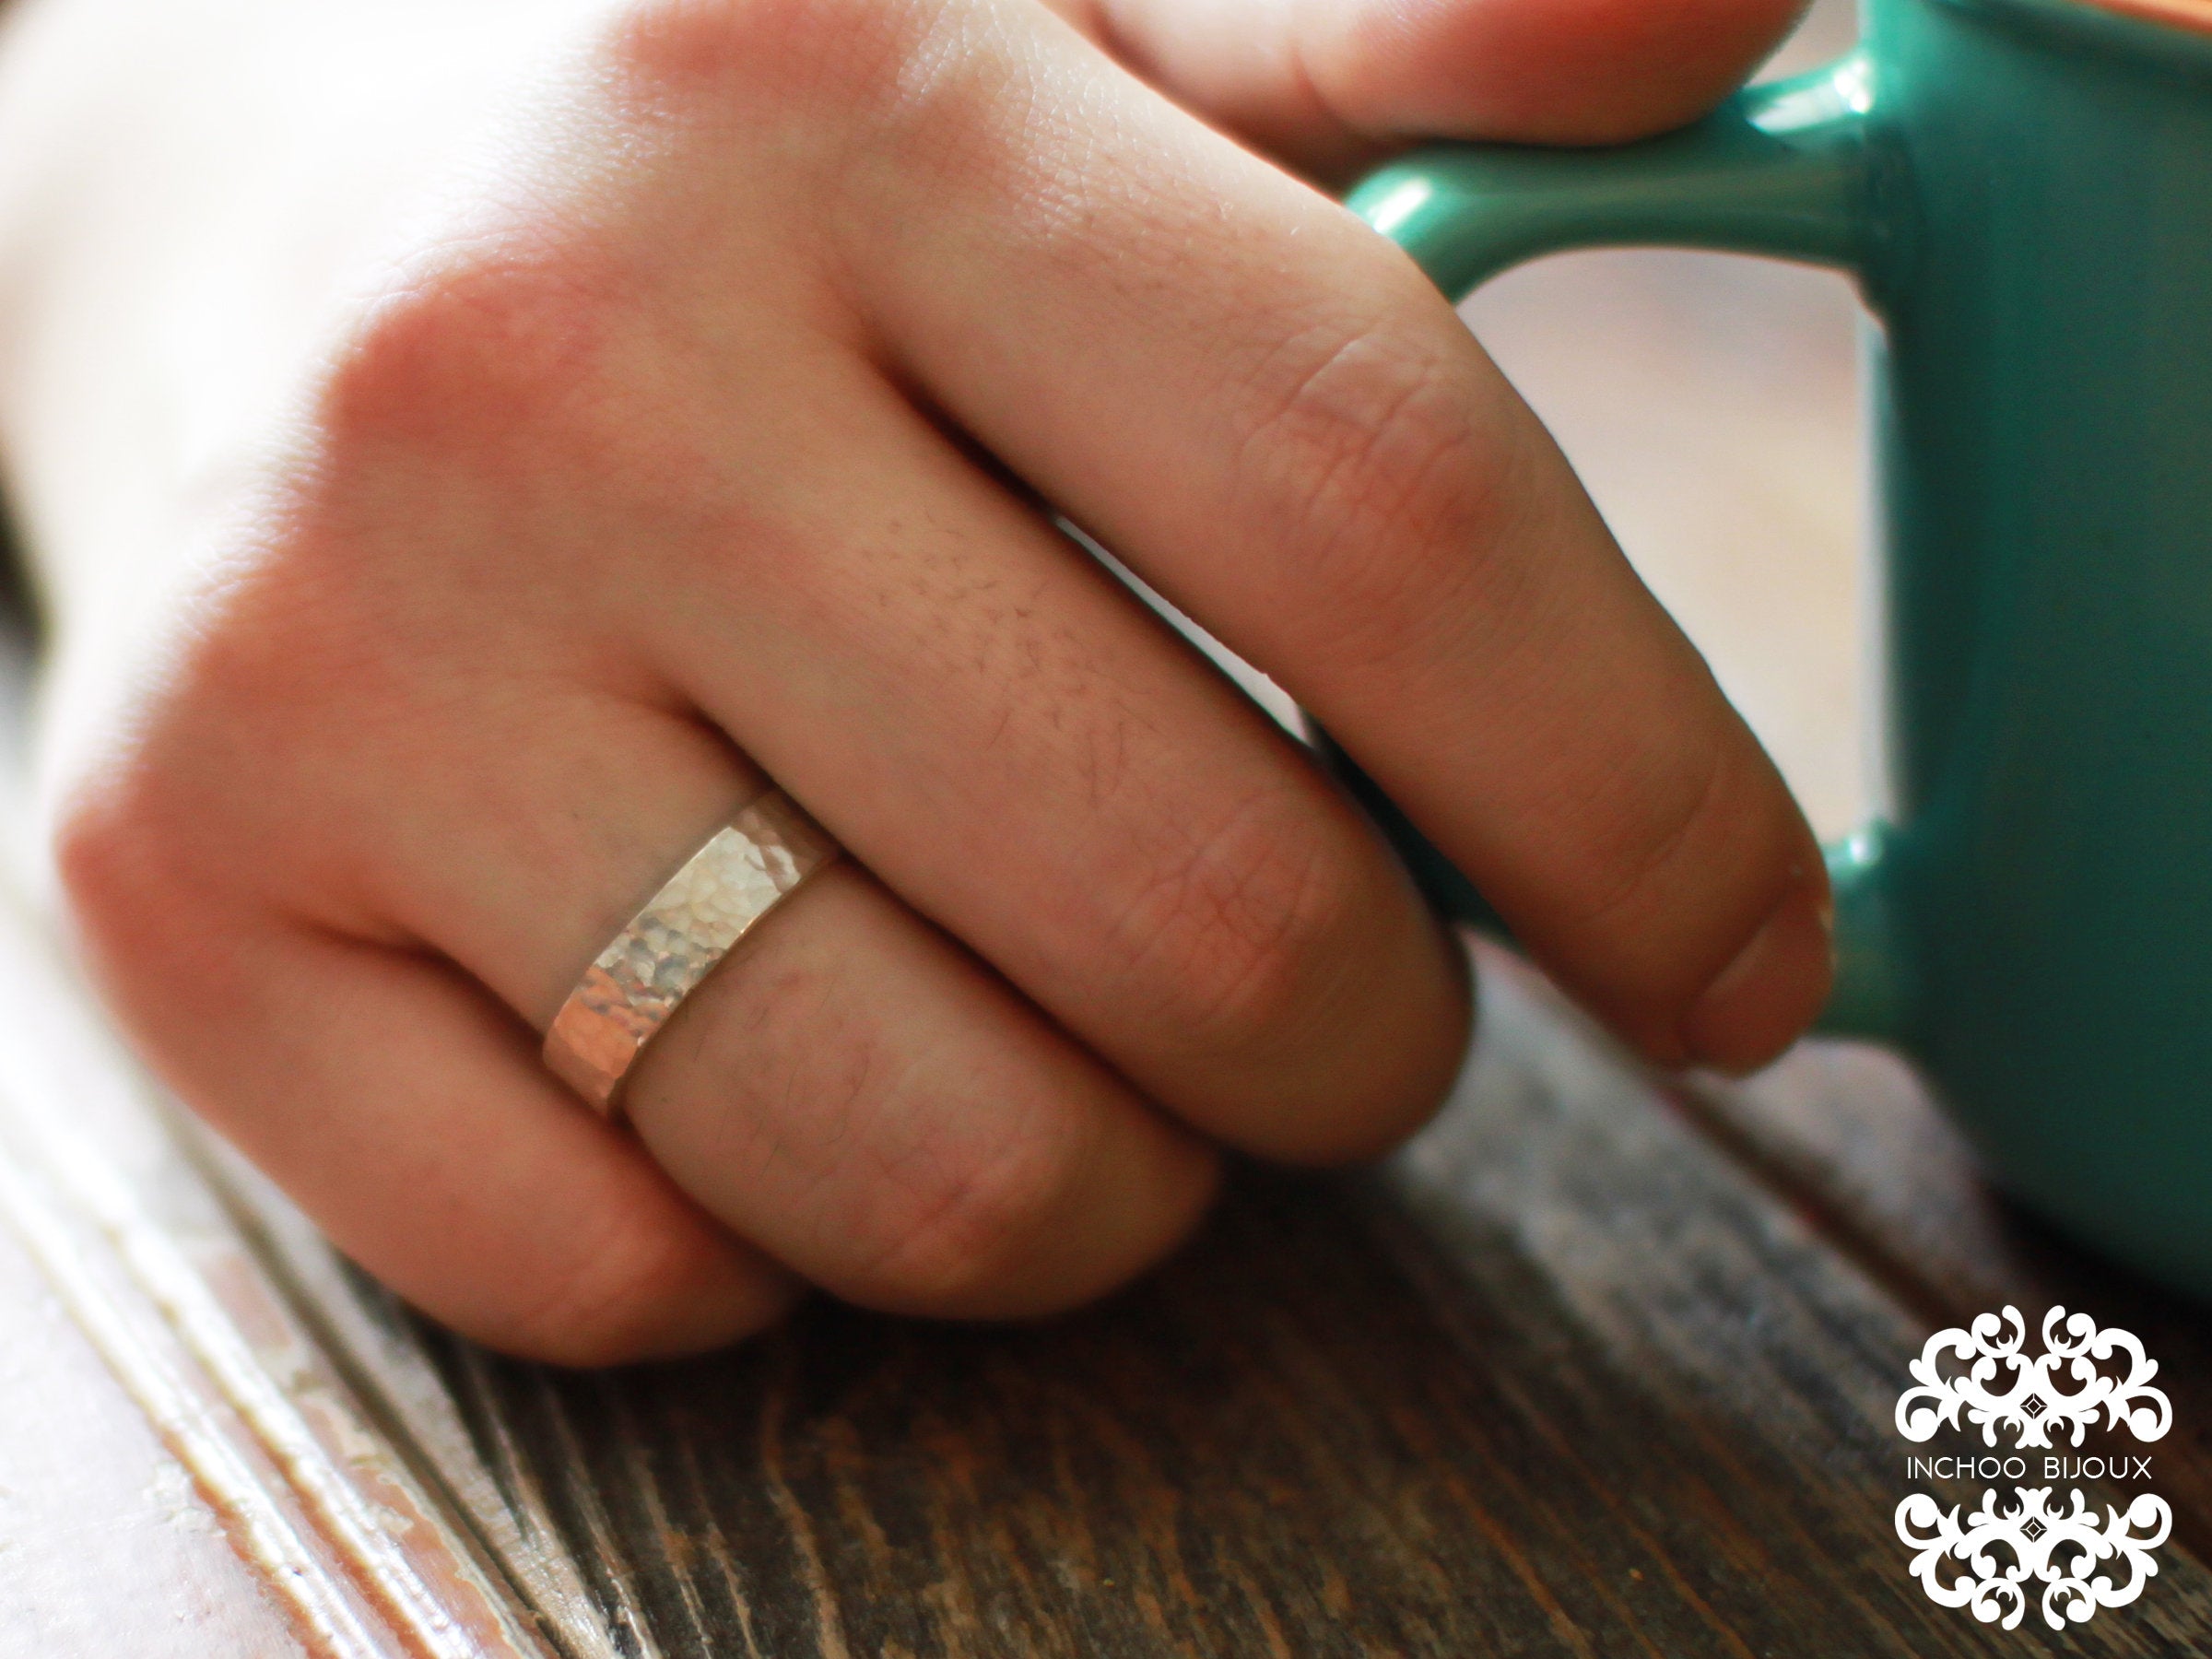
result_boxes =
[618,342,1473,1162]
[819,0,1833,1068]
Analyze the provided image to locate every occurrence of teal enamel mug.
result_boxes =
[1331,0,2212,1297]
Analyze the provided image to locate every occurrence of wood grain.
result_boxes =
[9,3,2212,1651]
[0,1216,306,1659]
[0,897,554,1659]
[213,943,2206,1658]
[1687,1043,2212,1568]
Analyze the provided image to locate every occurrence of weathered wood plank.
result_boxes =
[14,6,2209,1647]
[241,941,2209,1657]
[0,1216,307,1659]
[1687,1039,2212,1567]
[0,899,558,1659]
[9,794,2203,1657]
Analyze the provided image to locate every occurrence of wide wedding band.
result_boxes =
[544,789,841,1115]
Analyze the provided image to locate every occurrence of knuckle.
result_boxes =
[599,0,1025,243]
[857,1114,1079,1310]
[181,548,371,718]
[1241,309,1521,672]
[316,249,627,465]
[53,774,168,959]
[504,1212,738,1367]
[1571,736,1739,941]
[51,746,278,1051]
[599,0,945,132]
[1119,789,1367,1059]
[674,936,1086,1315]
[51,699,232,968]
[53,535,423,956]
[1550,728,1808,1018]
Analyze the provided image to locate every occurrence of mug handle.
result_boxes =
[1335,51,1912,1042]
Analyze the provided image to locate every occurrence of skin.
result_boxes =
[0,0,1826,1364]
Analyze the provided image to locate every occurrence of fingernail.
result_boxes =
[1678,888,1834,1076]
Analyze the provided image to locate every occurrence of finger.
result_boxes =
[374,744,1222,1318]
[110,563,1221,1316]
[56,845,796,1366]
[288,229,1469,1163]
[1054,0,1809,174]
[620,859,1226,1318]
[629,358,1472,1162]
[831,6,1830,1071]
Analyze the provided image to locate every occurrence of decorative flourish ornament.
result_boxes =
[1890,1305,2172,1629]
[1895,1488,2170,1630]
[1895,1305,2171,1451]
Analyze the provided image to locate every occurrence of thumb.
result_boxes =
[1062,0,1810,178]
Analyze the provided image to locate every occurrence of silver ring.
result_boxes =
[543,789,841,1115]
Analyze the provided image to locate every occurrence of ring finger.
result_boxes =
[185,592,1220,1317]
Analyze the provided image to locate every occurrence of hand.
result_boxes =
[0,0,1825,1362]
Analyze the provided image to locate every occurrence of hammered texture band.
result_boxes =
[544,790,841,1115]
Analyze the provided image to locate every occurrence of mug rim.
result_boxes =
[1939,0,2212,64]
[2073,0,2212,35]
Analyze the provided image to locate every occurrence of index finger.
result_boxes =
[1055,0,1809,176]
[836,4,1830,1070]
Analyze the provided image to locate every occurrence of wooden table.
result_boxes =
[7,912,2211,1658]
[6,5,2211,1652]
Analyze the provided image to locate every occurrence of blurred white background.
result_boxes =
[1465,0,1869,838]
